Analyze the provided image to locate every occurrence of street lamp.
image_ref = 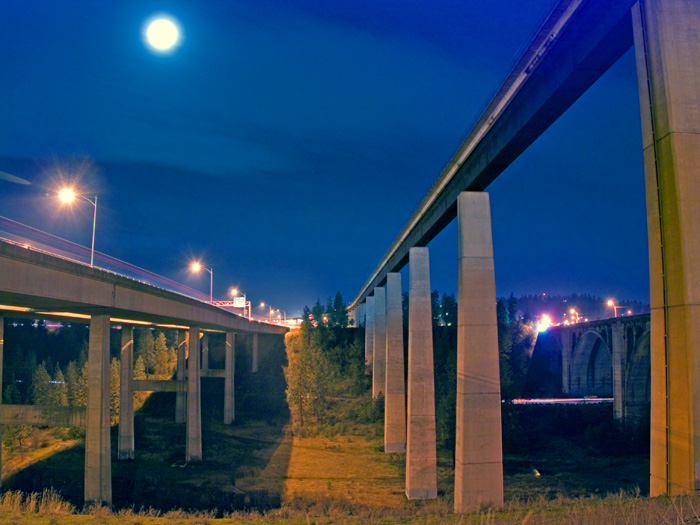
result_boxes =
[191,261,213,303]
[58,187,98,267]
[230,288,251,321]
[606,299,629,318]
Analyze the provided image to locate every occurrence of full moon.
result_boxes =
[144,17,180,52]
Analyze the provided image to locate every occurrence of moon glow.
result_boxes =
[144,17,180,52]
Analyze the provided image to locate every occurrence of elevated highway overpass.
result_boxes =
[349,0,700,511]
[0,239,286,505]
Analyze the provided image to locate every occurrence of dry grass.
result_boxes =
[281,433,405,508]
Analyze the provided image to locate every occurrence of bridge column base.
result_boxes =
[384,273,405,453]
[251,333,259,373]
[84,314,112,507]
[186,326,202,462]
[405,247,437,499]
[454,192,503,513]
[633,0,700,496]
[224,332,235,424]
[372,286,386,399]
[364,296,375,371]
[175,330,186,424]
[118,326,134,460]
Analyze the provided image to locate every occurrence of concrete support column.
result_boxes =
[359,302,366,327]
[224,332,235,425]
[385,272,406,453]
[454,192,503,512]
[201,333,209,370]
[364,296,375,368]
[372,286,387,399]
[405,247,437,499]
[251,333,259,373]
[118,326,134,460]
[611,322,626,420]
[84,314,112,506]
[186,326,202,462]
[633,0,700,495]
[560,329,574,394]
[175,330,187,424]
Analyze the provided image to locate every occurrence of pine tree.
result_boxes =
[330,291,348,328]
[74,361,89,407]
[53,367,68,406]
[136,329,156,377]
[134,355,147,380]
[154,332,169,376]
[311,300,325,327]
[3,375,21,404]
[166,346,178,376]
[32,362,52,405]
[65,361,80,406]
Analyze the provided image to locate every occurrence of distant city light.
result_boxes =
[536,314,553,332]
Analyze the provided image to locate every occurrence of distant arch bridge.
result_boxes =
[538,314,651,423]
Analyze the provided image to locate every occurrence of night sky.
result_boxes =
[0,1,649,317]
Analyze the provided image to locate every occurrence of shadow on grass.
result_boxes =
[4,332,292,515]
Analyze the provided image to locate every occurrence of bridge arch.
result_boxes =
[624,329,651,424]
[570,330,612,396]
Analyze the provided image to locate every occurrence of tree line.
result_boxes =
[1,321,178,452]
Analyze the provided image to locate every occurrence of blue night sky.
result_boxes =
[0,0,648,316]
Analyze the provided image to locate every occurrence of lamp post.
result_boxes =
[606,299,630,318]
[230,288,251,321]
[191,261,213,303]
[58,187,98,267]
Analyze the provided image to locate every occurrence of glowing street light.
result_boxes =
[230,288,251,321]
[58,187,98,267]
[606,299,629,318]
[191,261,213,303]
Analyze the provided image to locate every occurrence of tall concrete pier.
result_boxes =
[384,272,406,453]
[454,192,503,512]
[84,314,112,506]
[186,326,202,461]
[364,295,375,368]
[251,332,259,373]
[633,0,700,495]
[201,333,209,370]
[118,326,134,460]
[405,247,437,499]
[372,286,386,399]
[224,332,235,424]
[175,330,187,424]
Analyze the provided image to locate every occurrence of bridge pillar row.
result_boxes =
[364,296,375,370]
[385,272,406,453]
[633,0,700,496]
[224,332,235,425]
[454,192,503,513]
[611,322,626,420]
[84,314,112,507]
[251,332,259,374]
[201,333,209,371]
[372,286,387,399]
[118,325,135,460]
[405,247,437,499]
[175,330,187,424]
[359,301,366,328]
[186,326,202,462]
